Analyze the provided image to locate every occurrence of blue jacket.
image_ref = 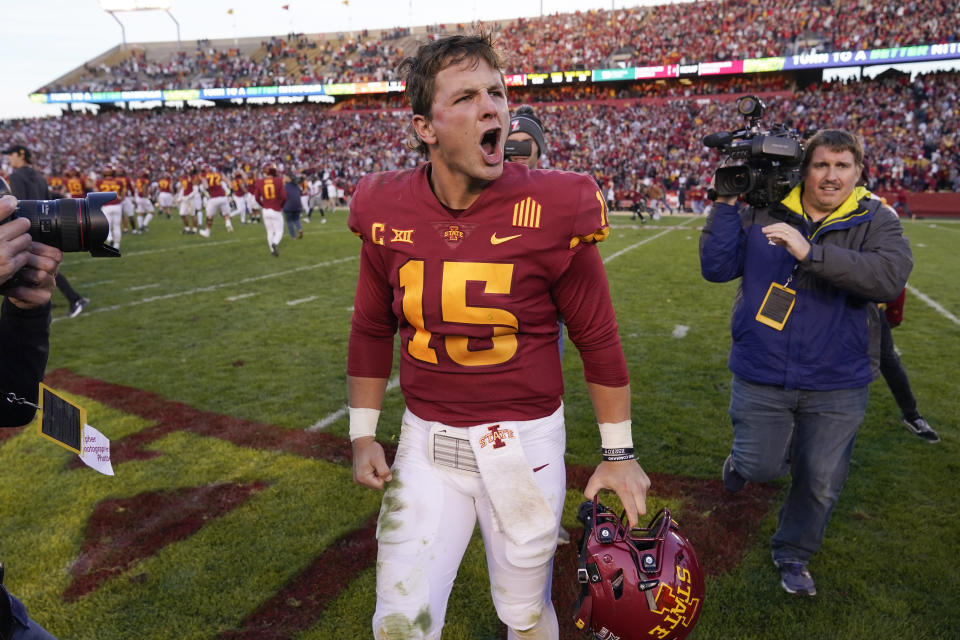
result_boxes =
[282,182,303,213]
[700,185,912,390]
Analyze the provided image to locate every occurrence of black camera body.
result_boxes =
[504,139,533,160]
[703,96,804,209]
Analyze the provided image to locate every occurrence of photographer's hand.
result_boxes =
[762,222,811,261]
[7,241,62,309]
[0,195,33,283]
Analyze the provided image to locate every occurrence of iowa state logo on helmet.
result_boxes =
[572,500,704,640]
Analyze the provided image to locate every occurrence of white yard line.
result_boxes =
[127,283,161,291]
[119,237,253,257]
[76,279,115,288]
[226,293,258,302]
[907,283,960,327]
[307,375,401,432]
[52,255,357,323]
[286,295,318,306]
[603,218,698,264]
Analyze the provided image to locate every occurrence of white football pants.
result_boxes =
[372,407,565,640]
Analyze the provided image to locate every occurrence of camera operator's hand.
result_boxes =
[0,195,63,309]
[0,195,33,281]
[762,222,812,262]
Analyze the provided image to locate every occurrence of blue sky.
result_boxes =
[2,0,657,120]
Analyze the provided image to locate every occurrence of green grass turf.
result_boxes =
[0,211,956,638]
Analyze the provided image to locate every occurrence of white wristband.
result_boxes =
[598,420,633,450]
[348,407,380,441]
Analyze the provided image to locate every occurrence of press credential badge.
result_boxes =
[37,383,114,476]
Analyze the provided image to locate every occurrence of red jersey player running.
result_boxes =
[347,34,649,640]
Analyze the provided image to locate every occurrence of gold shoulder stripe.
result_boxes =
[570,227,610,249]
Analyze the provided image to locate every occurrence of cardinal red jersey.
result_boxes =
[203,171,227,197]
[245,176,257,195]
[347,162,627,426]
[47,175,65,195]
[96,177,126,205]
[134,176,151,197]
[66,176,87,198]
[230,176,245,194]
[157,177,173,194]
[255,176,286,210]
[178,175,195,196]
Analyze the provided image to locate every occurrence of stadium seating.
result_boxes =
[4,69,958,205]
[36,0,960,93]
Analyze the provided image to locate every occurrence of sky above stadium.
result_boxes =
[1,0,672,121]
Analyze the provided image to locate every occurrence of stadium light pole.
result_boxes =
[106,11,127,49]
[166,9,181,48]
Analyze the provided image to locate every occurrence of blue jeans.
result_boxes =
[284,210,302,237]
[728,375,869,565]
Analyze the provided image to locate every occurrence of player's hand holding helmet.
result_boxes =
[573,498,704,640]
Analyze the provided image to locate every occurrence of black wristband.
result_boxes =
[602,447,635,462]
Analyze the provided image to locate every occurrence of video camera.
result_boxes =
[504,139,533,160]
[703,95,803,208]
[0,177,120,258]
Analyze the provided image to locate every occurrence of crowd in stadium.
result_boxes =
[5,68,958,214]
[37,0,958,93]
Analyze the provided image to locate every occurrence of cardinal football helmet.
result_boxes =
[573,499,704,640]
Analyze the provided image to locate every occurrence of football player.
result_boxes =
[156,172,176,219]
[116,166,140,235]
[244,166,262,223]
[230,170,250,224]
[64,167,88,198]
[95,165,127,250]
[199,165,233,237]
[133,170,156,232]
[253,164,286,256]
[347,34,649,640]
[175,168,200,234]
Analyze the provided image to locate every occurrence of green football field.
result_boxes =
[1,209,957,639]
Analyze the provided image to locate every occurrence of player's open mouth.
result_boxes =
[480,127,502,164]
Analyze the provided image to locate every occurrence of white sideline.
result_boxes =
[308,375,401,432]
[603,218,698,264]
[907,283,960,327]
[51,255,357,323]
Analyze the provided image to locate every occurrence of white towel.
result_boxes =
[468,422,556,565]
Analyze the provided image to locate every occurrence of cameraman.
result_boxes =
[0,192,62,638]
[505,105,546,170]
[700,129,912,596]
[3,145,87,319]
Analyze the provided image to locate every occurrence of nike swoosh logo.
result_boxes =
[533,463,549,473]
[491,232,522,245]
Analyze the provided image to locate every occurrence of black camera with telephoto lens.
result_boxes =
[703,95,804,208]
[0,177,120,258]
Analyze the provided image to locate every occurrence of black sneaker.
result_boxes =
[901,416,940,443]
[68,297,89,318]
[776,561,816,596]
[722,455,746,492]
[270,243,279,257]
